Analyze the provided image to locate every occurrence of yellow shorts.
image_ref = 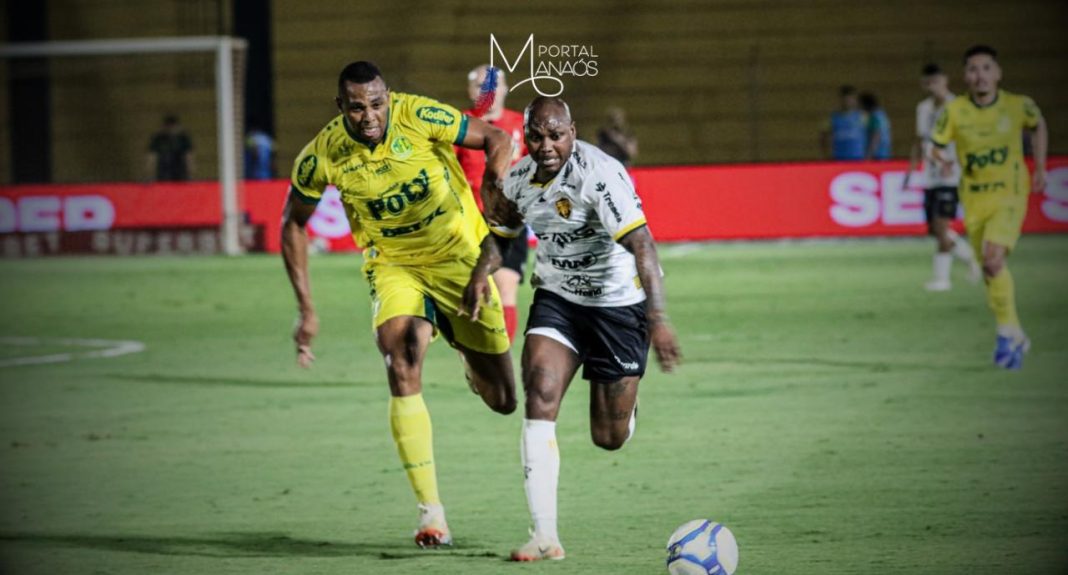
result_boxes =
[962,193,1028,255]
[363,257,510,355]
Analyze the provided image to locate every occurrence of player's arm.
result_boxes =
[1024,97,1048,193]
[904,135,923,188]
[457,116,513,219]
[282,189,320,368]
[928,108,955,174]
[594,171,680,371]
[282,142,329,367]
[460,232,504,322]
[619,226,681,373]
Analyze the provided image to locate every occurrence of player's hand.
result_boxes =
[293,309,319,368]
[1032,169,1047,194]
[460,271,493,322]
[650,319,681,373]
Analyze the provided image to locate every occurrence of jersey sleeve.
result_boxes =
[404,94,470,145]
[915,102,928,138]
[289,136,330,204]
[1021,96,1042,130]
[929,106,954,147]
[586,165,646,241]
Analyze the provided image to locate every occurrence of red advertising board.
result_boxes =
[2,158,1067,256]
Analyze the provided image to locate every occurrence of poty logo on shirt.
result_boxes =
[489,34,599,97]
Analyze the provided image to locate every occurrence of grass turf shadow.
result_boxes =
[0,532,504,560]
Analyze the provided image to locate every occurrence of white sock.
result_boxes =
[625,403,637,444]
[996,324,1025,340]
[949,232,976,263]
[933,252,952,282]
[521,419,560,542]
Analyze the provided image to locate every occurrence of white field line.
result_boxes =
[0,337,146,367]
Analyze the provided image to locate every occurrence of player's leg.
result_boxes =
[926,213,954,291]
[511,290,582,562]
[980,200,1029,369]
[421,258,517,413]
[582,299,650,449]
[368,264,452,547]
[589,376,641,450]
[456,344,517,414]
[494,232,528,341]
[942,186,981,282]
[511,332,580,562]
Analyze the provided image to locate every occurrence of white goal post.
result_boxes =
[0,36,248,255]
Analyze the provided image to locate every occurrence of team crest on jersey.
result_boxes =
[555,198,572,219]
[390,135,414,159]
[297,155,317,187]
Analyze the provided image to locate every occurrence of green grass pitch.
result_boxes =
[1,237,1066,574]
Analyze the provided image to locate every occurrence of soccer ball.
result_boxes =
[666,519,738,575]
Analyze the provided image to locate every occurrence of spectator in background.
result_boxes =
[454,64,528,342]
[860,92,892,159]
[596,106,639,166]
[820,85,867,160]
[244,119,276,180]
[146,114,194,181]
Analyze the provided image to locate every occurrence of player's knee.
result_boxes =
[982,257,1004,278]
[523,381,561,419]
[591,426,626,451]
[492,395,518,415]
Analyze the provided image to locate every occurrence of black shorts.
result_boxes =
[500,232,529,282]
[525,288,649,382]
[924,186,959,222]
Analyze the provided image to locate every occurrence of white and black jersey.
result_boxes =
[503,140,648,307]
[917,95,961,188]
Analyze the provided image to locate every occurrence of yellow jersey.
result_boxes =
[290,92,488,265]
[930,89,1042,198]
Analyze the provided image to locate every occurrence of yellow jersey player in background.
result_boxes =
[280,61,518,546]
[930,45,1049,369]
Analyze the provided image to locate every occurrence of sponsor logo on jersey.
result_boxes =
[416,106,455,126]
[597,181,623,223]
[380,206,446,237]
[613,354,638,371]
[549,252,597,270]
[561,274,603,297]
[510,164,532,178]
[375,161,392,175]
[964,146,1009,174]
[366,169,432,220]
[535,224,597,247]
[332,141,355,161]
[555,198,572,219]
[390,136,414,159]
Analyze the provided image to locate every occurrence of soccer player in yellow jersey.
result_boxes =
[930,45,1049,369]
[280,61,518,546]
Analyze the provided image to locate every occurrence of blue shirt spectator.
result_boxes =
[822,85,867,160]
[244,125,275,180]
[860,92,892,160]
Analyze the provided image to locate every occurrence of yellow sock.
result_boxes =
[389,393,440,505]
[985,266,1020,329]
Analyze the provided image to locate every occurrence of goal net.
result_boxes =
[0,37,248,255]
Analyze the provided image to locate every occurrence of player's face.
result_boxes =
[336,77,390,144]
[525,111,575,177]
[921,73,947,97]
[964,55,1001,97]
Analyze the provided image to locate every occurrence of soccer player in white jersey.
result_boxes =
[904,63,981,291]
[470,96,681,561]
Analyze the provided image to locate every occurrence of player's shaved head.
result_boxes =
[524,97,572,131]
